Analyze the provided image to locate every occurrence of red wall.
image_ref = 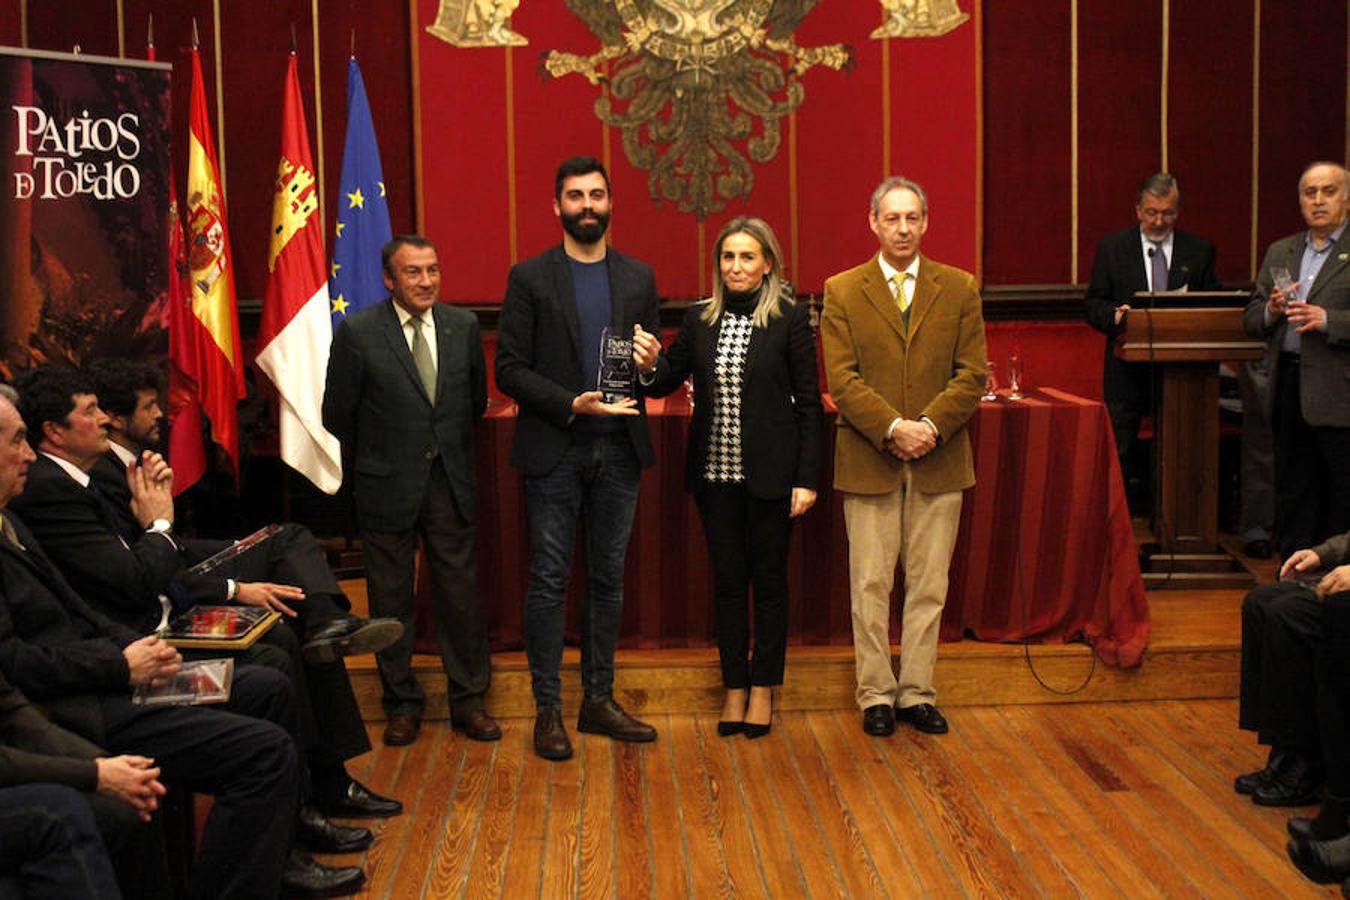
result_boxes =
[11,0,1348,299]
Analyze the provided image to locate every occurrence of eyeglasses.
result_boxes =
[1139,207,1178,221]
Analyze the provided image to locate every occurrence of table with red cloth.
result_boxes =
[415,386,1149,668]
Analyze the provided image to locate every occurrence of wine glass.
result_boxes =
[981,361,999,402]
[1007,354,1024,400]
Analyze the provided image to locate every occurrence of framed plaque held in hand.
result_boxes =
[596,326,635,403]
[161,606,280,650]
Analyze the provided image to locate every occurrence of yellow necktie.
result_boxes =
[892,271,912,313]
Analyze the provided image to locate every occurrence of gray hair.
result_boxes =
[1298,161,1350,196]
[0,385,16,404]
[870,176,928,217]
[1137,172,1178,203]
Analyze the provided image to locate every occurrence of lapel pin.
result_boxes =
[1339,253,1348,261]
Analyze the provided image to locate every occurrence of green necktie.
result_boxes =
[410,317,436,403]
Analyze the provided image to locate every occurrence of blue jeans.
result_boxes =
[524,432,641,709]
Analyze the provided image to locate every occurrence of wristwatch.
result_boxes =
[146,518,173,535]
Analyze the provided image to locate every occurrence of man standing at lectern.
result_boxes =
[822,176,985,738]
[1244,161,1350,561]
[1084,173,1220,510]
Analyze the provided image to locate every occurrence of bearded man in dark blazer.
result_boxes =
[324,235,497,749]
[1084,173,1221,508]
[495,156,660,761]
[1243,161,1350,560]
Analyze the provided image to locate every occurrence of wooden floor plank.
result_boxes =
[721,724,811,897]
[666,716,735,898]
[690,716,771,898]
[496,726,551,899]
[537,740,582,899]
[778,714,890,899]
[576,734,617,899]
[462,723,524,900]
[641,716,694,899]
[614,742,654,898]
[423,732,497,898]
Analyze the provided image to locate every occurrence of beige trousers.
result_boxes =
[842,468,963,710]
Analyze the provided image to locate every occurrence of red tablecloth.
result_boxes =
[417,387,1149,667]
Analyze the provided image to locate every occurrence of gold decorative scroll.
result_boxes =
[871,0,968,40]
[427,0,528,47]
[546,0,851,219]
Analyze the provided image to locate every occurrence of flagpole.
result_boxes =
[311,9,326,242]
[212,0,228,200]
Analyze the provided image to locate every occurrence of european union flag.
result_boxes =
[330,58,392,330]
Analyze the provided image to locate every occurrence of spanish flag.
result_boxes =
[255,54,342,494]
[178,48,246,484]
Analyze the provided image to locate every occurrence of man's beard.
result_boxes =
[561,209,610,245]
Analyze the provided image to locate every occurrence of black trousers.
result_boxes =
[1239,581,1322,752]
[1316,591,1350,795]
[0,785,123,900]
[1272,357,1350,558]
[363,464,490,719]
[695,483,793,689]
[99,664,299,900]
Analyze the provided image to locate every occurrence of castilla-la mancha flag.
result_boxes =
[255,54,342,494]
[179,48,246,486]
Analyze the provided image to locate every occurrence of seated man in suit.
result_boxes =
[0,385,364,899]
[9,365,404,832]
[1084,172,1220,511]
[0,667,166,898]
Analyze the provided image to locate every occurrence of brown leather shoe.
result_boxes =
[453,708,502,742]
[383,712,421,747]
[534,707,573,761]
[576,697,656,742]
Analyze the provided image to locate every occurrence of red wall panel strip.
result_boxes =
[1077,0,1163,282]
[982,0,1072,285]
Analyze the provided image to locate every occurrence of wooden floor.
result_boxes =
[328,700,1337,898]
[314,537,1334,897]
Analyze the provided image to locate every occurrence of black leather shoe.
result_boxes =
[1236,748,1289,795]
[534,707,573,761]
[301,615,403,664]
[1288,832,1350,884]
[576,697,657,742]
[862,704,895,736]
[897,703,949,735]
[1290,796,1350,842]
[319,779,403,819]
[717,721,745,737]
[1244,539,1273,560]
[452,708,502,742]
[296,804,372,854]
[281,850,366,897]
[1254,753,1323,807]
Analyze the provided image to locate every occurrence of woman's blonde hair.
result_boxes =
[700,217,791,328]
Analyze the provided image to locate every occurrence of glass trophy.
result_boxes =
[597,326,635,403]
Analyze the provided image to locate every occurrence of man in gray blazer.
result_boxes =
[1244,162,1350,560]
[324,235,497,747]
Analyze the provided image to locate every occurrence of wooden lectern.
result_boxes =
[1117,298,1265,587]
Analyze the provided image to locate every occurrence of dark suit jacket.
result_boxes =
[495,245,661,476]
[1085,227,1220,402]
[324,298,488,532]
[1244,228,1350,427]
[0,672,102,791]
[0,512,137,745]
[647,297,822,499]
[9,456,186,632]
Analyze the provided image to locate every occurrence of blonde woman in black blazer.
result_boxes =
[637,217,822,738]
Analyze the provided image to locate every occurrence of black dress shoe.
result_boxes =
[1244,539,1273,560]
[319,779,403,818]
[1235,748,1289,795]
[1288,832,1350,885]
[1290,796,1350,842]
[534,707,573,761]
[897,703,949,735]
[452,708,502,742]
[743,722,772,740]
[576,697,657,742]
[862,704,895,736]
[301,615,403,664]
[383,713,421,747]
[296,804,373,854]
[1254,753,1323,807]
[717,721,745,737]
[281,850,366,897]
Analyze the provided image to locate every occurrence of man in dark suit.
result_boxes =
[495,156,659,760]
[324,235,497,748]
[1085,173,1221,510]
[10,366,401,839]
[0,387,363,899]
[1244,161,1350,560]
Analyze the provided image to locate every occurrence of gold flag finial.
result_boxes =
[191,18,199,50]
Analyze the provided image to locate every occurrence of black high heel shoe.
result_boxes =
[717,721,745,737]
[743,721,771,739]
